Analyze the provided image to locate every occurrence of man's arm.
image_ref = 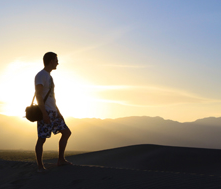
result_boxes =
[35,84,50,124]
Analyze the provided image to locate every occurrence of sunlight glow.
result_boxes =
[0,57,221,122]
[0,59,101,119]
[0,60,40,117]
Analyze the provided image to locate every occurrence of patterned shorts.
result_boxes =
[37,110,69,138]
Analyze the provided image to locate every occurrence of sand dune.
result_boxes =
[1,144,221,189]
[64,144,221,175]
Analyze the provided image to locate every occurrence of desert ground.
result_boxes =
[1,144,221,189]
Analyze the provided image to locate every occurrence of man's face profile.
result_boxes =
[51,56,58,70]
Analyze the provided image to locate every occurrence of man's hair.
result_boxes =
[43,52,57,66]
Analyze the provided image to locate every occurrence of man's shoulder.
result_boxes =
[35,69,50,78]
[35,70,51,86]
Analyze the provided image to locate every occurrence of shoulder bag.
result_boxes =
[25,86,52,122]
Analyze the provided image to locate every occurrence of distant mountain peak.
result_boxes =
[193,117,221,125]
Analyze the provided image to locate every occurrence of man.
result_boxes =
[35,52,72,172]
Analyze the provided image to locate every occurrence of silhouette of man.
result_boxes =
[35,52,72,172]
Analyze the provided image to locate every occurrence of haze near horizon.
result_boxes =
[0,114,221,151]
[1,0,221,122]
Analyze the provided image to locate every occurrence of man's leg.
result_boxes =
[35,137,46,170]
[57,128,71,165]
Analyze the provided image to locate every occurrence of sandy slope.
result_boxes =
[64,144,221,175]
[1,144,221,189]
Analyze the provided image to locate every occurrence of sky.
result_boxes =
[1,0,221,122]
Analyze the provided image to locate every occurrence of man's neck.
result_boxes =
[44,67,52,73]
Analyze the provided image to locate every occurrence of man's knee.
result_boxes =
[61,128,71,138]
[68,130,72,137]
[66,129,71,138]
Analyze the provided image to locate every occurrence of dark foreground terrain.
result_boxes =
[1,144,221,189]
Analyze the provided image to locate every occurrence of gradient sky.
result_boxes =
[1,0,221,122]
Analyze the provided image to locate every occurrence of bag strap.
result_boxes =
[31,84,53,106]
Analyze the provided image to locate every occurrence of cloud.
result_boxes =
[99,64,153,68]
[88,85,130,90]
[64,25,133,56]
[91,85,221,107]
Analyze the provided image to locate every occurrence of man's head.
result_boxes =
[43,52,58,69]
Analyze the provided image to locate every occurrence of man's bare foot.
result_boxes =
[37,167,47,173]
[57,159,73,166]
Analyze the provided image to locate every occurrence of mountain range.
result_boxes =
[0,114,221,151]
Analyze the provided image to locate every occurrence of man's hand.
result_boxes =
[43,112,50,124]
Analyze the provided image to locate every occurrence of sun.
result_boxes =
[0,60,99,119]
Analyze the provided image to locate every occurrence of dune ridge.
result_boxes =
[60,144,221,175]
